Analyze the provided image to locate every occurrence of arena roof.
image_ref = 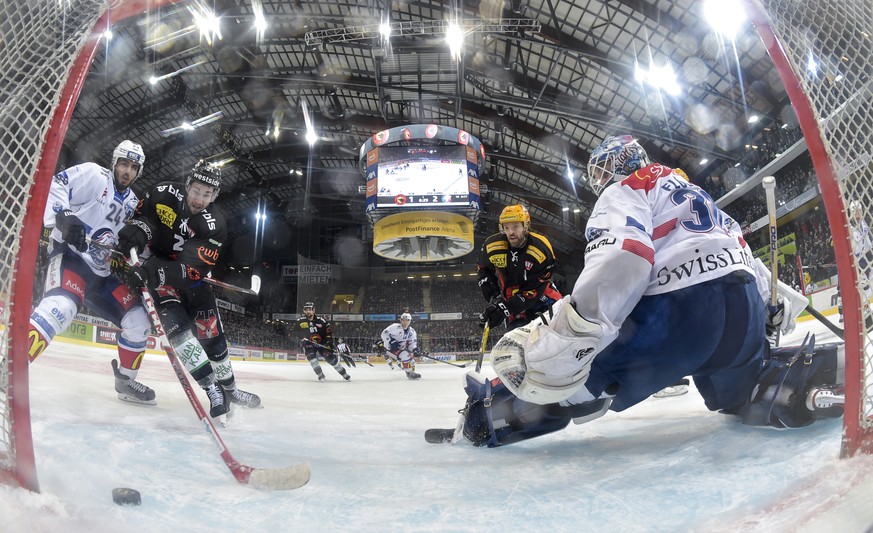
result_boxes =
[63,0,793,269]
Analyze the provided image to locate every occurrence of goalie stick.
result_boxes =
[130,249,310,490]
[424,325,492,444]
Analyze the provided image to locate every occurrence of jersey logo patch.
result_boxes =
[491,253,507,268]
[621,163,672,194]
[156,204,177,228]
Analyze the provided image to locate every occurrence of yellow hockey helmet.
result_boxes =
[499,204,531,233]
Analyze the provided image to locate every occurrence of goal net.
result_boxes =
[749,0,873,456]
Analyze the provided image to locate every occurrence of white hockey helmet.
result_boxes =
[587,135,650,196]
[112,140,145,180]
[400,312,412,323]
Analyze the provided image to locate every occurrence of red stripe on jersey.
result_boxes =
[620,163,673,194]
[652,218,677,240]
[622,239,655,265]
[738,235,747,248]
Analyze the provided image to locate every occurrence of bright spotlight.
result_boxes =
[703,0,747,38]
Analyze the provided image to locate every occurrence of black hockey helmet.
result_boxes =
[186,160,222,200]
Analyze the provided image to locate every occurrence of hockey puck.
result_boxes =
[112,487,142,506]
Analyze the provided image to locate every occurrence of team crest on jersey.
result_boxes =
[156,204,176,228]
[88,227,117,266]
[491,253,507,268]
[195,311,219,339]
[525,260,533,270]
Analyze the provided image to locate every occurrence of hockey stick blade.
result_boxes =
[131,249,309,490]
[417,352,468,368]
[425,428,456,444]
[246,463,312,490]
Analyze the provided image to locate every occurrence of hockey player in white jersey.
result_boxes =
[381,313,420,379]
[28,140,156,405]
[440,135,843,447]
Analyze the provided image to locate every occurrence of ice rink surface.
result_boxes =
[3,316,873,533]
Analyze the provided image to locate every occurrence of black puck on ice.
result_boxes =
[112,487,142,506]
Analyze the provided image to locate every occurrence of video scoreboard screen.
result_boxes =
[365,145,481,212]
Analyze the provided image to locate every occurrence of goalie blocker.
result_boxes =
[457,337,845,447]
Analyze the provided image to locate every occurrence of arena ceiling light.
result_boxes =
[702,0,747,38]
[635,61,681,96]
[159,110,223,137]
[189,1,221,45]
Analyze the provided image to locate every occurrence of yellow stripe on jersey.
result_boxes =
[529,231,555,256]
[486,240,508,253]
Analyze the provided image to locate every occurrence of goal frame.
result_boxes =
[1,0,179,492]
[746,1,870,457]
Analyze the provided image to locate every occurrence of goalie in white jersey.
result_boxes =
[449,135,843,447]
[28,140,156,405]
[381,313,421,379]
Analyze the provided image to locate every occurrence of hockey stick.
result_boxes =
[130,249,310,490]
[805,304,845,340]
[762,176,781,346]
[762,176,779,306]
[301,338,371,366]
[416,351,469,368]
[475,324,490,373]
[92,240,261,295]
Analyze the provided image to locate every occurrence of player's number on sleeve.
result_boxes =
[671,188,717,233]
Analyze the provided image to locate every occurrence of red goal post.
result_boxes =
[0,0,178,492]
[747,0,873,457]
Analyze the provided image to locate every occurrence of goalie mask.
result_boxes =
[111,140,145,190]
[587,135,650,196]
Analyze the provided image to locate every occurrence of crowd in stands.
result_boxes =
[360,279,425,314]
[430,279,483,315]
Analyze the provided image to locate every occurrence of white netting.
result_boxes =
[0,0,106,487]
[752,0,873,453]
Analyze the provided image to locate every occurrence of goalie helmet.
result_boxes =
[499,204,531,233]
[186,160,222,200]
[112,140,145,180]
[587,135,650,196]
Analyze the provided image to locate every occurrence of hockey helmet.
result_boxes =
[400,312,412,323]
[587,135,650,196]
[303,302,315,309]
[499,205,531,233]
[186,160,222,200]
[112,140,145,180]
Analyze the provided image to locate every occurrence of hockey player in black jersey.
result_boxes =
[295,302,351,381]
[477,204,563,330]
[114,161,260,418]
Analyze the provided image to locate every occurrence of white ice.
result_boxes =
[3,316,873,533]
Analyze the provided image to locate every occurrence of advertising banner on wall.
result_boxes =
[95,326,118,345]
[281,264,332,284]
[57,321,92,342]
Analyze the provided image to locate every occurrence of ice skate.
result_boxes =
[203,382,229,418]
[406,370,421,380]
[111,359,156,405]
[653,378,689,398]
[805,385,845,412]
[223,384,262,408]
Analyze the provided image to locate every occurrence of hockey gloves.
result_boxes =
[126,259,167,292]
[477,276,501,302]
[491,296,602,404]
[117,219,152,258]
[766,297,787,337]
[55,210,88,252]
[479,299,511,328]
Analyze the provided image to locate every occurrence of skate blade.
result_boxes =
[116,393,157,406]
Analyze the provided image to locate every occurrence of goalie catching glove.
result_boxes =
[491,295,603,404]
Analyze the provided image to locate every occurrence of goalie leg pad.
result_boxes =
[740,335,844,428]
[461,374,574,447]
